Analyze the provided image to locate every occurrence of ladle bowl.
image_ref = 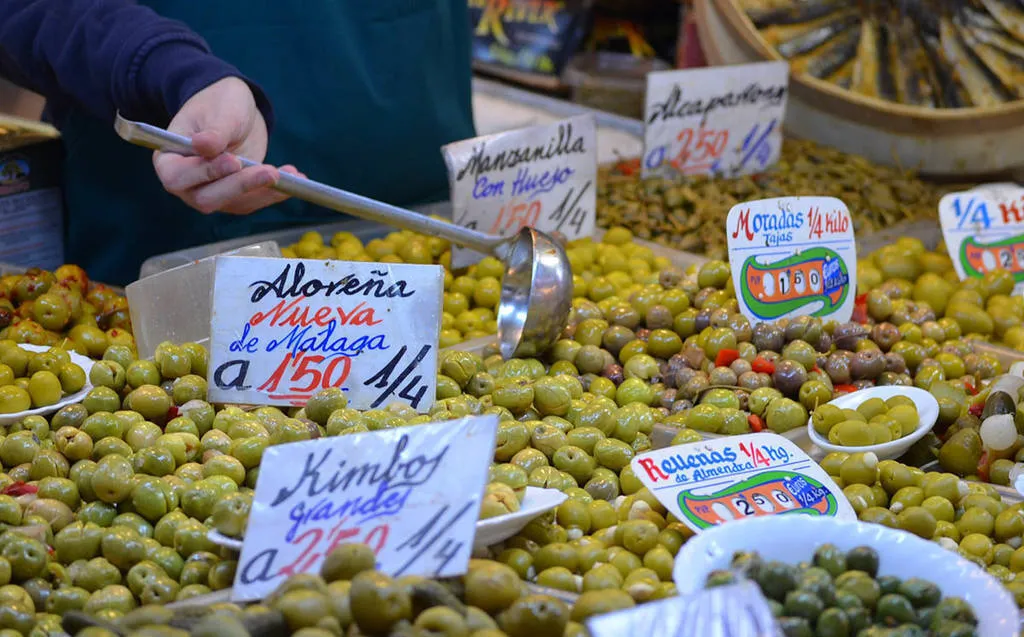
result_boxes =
[115,114,574,358]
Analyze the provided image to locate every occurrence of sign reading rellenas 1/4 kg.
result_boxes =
[443,115,597,269]
[208,256,443,411]
[642,61,788,179]
[726,197,856,325]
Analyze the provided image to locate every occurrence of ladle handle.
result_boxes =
[114,113,507,256]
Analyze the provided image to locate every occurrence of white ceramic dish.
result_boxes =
[674,516,1019,637]
[474,486,567,550]
[0,344,95,425]
[806,386,939,461]
[208,487,568,553]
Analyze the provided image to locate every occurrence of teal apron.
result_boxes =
[59,1,474,286]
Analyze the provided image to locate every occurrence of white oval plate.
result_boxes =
[0,344,96,425]
[806,386,939,461]
[207,486,568,553]
[675,516,1018,637]
[474,486,568,550]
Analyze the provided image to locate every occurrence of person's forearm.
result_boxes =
[0,0,273,127]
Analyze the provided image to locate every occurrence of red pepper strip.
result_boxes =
[977,450,991,483]
[969,402,984,418]
[616,158,641,176]
[166,405,179,422]
[852,292,869,324]
[964,380,978,396]
[834,384,858,395]
[750,356,775,375]
[2,482,37,497]
[715,349,741,368]
[748,414,765,433]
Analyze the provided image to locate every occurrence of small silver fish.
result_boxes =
[747,0,845,28]
[940,16,1010,107]
[921,33,972,107]
[979,0,1024,40]
[968,23,1024,60]
[851,16,882,98]
[959,21,1024,98]
[776,12,862,58]
[803,26,862,78]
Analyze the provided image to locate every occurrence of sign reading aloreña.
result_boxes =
[443,115,597,269]
[208,256,443,411]
[631,433,854,533]
[642,61,788,180]
[939,185,1024,295]
[726,196,856,325]
[232,415,498,601]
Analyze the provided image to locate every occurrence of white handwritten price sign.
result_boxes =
[726,196,856,325]
[231,415,498,601]
[587,583,779,637]
[632,433,853,533]
[208,257,443,411]
[443,115,597,269]
[642,61,788,180]
[939,185,1024,294]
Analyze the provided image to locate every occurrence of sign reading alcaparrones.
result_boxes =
[726,197,856,325]
[642,61,788,180]
[232,415,498,601]
[443,115,597,269]
[208,256,443,411]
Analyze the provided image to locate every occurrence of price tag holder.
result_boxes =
[208,257,443,411]
[587,582,780,637]
[939,186,1024,294]
[232,415,498,601]
[631,433,854,533]
[726,196,856,325]
[641,61,788,179]
[442,115,597,269]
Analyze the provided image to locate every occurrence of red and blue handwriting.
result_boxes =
[239,437,471,583]
[638,442,787,485]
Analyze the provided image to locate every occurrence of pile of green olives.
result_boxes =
[706,544,981,637]
[859,238,1024,352]
[812,396,920,448]
[64,543,586,637]
[0,342,87,413]
[0,265,133,356]
[821,452,1024,607]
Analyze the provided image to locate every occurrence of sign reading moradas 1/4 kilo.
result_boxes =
[726,196,857,325]
[208,256,443,412]
[939,184,1024,295]
[631,433,854,533]
[442,115,597,269]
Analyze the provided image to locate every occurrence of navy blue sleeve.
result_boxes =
[0,0,274,128]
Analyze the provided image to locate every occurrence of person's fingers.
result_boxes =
[189,130,231,159]
[218,187,292,215]
[186,164,280,214]
[153,152,243,194]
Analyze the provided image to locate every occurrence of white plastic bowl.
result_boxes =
[674,516,1018,637]
[208,487,568,553]
[806,386,939,461]
[0,344,95,425]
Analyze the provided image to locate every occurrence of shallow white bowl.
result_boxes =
[0,344,95,425]
[806,386,939,461]
[208,487,568,553]
[674,516,1018,637]
[474,486,568,550]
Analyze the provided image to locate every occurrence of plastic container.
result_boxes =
[564,52,671,119]
[127,241,282,360]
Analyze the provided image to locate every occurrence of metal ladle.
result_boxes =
[114,114,572,359]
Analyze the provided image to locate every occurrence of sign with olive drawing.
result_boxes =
[632,433,854,533]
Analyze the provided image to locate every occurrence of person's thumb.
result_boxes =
[189,129,232,160]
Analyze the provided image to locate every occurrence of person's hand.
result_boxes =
[152,77,302,215]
